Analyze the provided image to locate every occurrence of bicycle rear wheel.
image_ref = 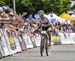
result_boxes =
[40,34,49,56]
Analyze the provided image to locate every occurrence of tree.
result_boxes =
[0,0,6,6]
[0,0,71,15]
[46,0,70,15]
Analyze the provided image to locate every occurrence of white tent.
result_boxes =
[45,13,60,23]
[71,14,75,19]
[45,12,70,24]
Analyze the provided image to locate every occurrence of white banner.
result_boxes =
[13,33,21,53]
[0,34,4,57]
[23,33,33,49]
[58,32,75,44]
[18,36,26,50]
[34,33,41,47]
[0,29,10,56]
[4,31,21,55]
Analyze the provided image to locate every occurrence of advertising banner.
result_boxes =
[13,33,21,53]
[18,35,27,51]
[58,32,75,44]
[23,33,33,49]
[30,35,36,47]
[0,29,10,56]
[34,33,41,47]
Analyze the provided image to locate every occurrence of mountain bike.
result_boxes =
[40,30,49,56]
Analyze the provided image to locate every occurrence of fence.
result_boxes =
[51,32,75,45]
[0,28,75,59]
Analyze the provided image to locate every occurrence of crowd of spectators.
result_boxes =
[0,6,75,37]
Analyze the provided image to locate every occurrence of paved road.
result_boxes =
[1,45,75,61]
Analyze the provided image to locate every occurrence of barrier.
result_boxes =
[0,31,4,58]
[22,33,33,49]
[51,32,75,45]
[58,32,75,44]
[4,30,21,55]
[0,31,1,57]
[0,27,75,59]
[0,29,10,56]
[0,32,2,58]
[34,33,41,47]
[0,45,4,58]
[18,36,27,51]
[51,34,61,45]
[13,33,22,53]
[30,35,36,48]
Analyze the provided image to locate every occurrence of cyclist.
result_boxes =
[37,10,51,56]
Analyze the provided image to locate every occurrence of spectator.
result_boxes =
[0,7,4,17]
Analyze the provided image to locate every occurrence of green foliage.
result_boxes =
[71,4,75,10]
[0,0,71,15]
[0,0,5,6]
